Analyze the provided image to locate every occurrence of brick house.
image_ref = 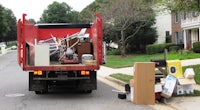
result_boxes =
[171,12,183,45]
[172,11,200,49]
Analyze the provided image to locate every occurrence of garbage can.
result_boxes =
[0,45,6,54]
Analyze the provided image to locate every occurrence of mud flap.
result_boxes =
[29,72,47,91]
[79,71,97,91]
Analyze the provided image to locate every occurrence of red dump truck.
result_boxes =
[17,14,103,94]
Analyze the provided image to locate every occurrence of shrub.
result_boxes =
[169,46,180,52]
[146,43,173,54]
[193,42,200,53]
[107,49,121,55]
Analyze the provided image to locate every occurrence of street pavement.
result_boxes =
[97,59,200,110]
[0,50,155,110]
[1,49,200,110]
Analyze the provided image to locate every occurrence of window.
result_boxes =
[175,12,179,23]
[174,32,179,44]
[166,31,170,37]
[182,12,186,20]
[192,11,198,17]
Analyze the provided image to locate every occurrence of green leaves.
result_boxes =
[39,1,79,23]
[0,4,16,42]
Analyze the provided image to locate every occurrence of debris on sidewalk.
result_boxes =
[115,60,197,106]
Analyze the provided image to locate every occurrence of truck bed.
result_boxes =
[18,14,103,71]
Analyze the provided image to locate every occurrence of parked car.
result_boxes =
[11,45,17,50]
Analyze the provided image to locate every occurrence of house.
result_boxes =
[154,10,172,44]
[172,11,200,49]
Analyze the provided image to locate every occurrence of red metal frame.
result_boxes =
[17,13,103,71]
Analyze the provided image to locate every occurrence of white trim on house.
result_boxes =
[181,14,200,49]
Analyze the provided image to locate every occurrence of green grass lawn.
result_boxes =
[104,52,200,68]
[110,64,200,84]
[110,73,133,83]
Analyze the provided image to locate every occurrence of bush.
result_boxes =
[169,46,180,52]
[146,43,173,54]
[107,49,121,55]
[193,42,200,53]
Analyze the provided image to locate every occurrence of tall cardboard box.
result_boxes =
[133,62,155,105]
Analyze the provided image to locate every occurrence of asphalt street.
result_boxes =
[0,50,154,110]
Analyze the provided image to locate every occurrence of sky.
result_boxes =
[0,0,95,21]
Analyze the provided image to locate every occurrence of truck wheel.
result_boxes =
[35,90,47,95]
[83,90,92,94]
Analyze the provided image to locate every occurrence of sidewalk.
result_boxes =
[97,58,200,77]
[97,58,200,110]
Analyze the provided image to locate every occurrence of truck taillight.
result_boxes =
[34,71,43,75]
[81,71,90,76]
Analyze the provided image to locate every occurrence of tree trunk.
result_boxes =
[121,30,126,56]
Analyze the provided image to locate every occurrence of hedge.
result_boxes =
[146,43,173,54]
[193,42,200,53]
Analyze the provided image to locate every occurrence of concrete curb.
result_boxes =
[105,76,186,110]
[105,76,127,87]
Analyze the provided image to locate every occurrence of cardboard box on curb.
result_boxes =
[167,60,183,78]
[133,62,155,105]
[184,68,195,79]
[176,78,196,95]
[129,79,134,87]
[161,75,177,98]
[178,78,196,85]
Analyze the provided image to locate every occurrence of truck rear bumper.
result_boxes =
[33,77,90,81]
[29,71,97,92]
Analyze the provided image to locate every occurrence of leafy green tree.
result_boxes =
[126,20,157,53]
[28,19,36,24]
[103,0,156,56]
[154,0,199,12]
[40,1,79,23]
[79,0,108,23]
[0,4,9,42]
[4,8,17,41]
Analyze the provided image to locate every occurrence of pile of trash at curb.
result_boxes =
[114,60,196,105]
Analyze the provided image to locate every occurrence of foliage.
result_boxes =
[28,19,36,24]
[79,0,108,23]
[102,0,156,56]
[146,43,172,54]
[193,42,200,53]
[126,21,158,53]
[39,1,80,23]
[107,49,121,55]
[166,35,171,43]
[103,23,119,43]
[168,45,181,52]
[0,4,17,42]
[4,8,17,42]
[0,4,9,42]
[110,73,133,83]
[154,0,199,12]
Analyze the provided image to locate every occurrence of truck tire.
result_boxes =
[35,90,47,95]
[84,90,92,94]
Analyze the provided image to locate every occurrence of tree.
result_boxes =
[28,19,36,24]
[39,1,79,23]
[4,8,17,42]
[103,0,156,56]
[154,0,199,12]
[0,4,9,42]
[126,21,157,53]
[79,0,108,23]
